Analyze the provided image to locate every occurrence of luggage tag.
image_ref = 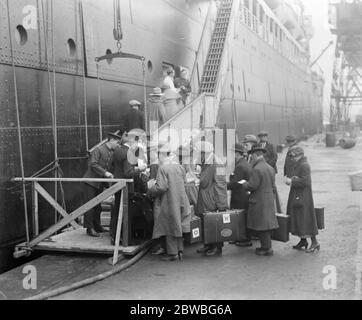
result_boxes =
[192,228,200,239]
[223,213,231,224]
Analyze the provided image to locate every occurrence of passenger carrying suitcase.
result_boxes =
[315,207,325,230]
[203,210,246,245]
[272,214,290,243]
[184,216,202,245]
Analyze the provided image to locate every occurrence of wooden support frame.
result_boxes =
[12,177,132,265]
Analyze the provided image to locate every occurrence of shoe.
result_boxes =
[152,248,166,255]
[178,252,183,261]
[306,243,320,253]
[293,239,308,251]
[197,246,210,254]
[161,255,178,261]
[229,241,237,245]
[94,226,107,233]
[86,228,100,237]
[235,241,253,247]
[255,248,274,256]
[205,247,222,257]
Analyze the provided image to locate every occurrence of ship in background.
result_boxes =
[0,0,324,273]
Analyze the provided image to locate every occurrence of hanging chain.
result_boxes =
[113,0,123,52]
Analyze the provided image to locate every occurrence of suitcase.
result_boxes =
[315,207,325,230]
[184,216,202,245]
[203,210,246,245]
[272,214,290,243]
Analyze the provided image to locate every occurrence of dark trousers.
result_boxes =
[82,183,102,230]
[258,230,272,250]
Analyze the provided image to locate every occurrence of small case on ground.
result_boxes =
[315,207,325,230]
[272,214,290,243]
[184,215,202,244]
[203,210,246,244]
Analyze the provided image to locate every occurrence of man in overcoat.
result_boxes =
[227,143,252,247]
[283,135,297,178]
[82,133,122,237]
[195,141,228,256]
[258,131,278,173]
[240,144,279,256]
[148,144,191,261]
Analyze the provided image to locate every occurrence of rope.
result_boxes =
[79,0,89,152]
[142,58,148,136]
[96,62,103,142]
[6,0,30,244]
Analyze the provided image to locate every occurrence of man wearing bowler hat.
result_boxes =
[239,144,279,256]
[148,87,166,128]
[258,131,278,173]
[227,143,253,247]
[284,135,297,178]
[122,99,145,132]
[82,132,123,237]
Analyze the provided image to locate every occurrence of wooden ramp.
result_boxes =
[34,228,151,257]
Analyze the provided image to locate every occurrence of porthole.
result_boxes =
[106,49,113,64]
[67,38,76,56]
[147,60,153,73]
[15,25,28,46]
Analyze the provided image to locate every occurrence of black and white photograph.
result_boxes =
[0,0,362,304]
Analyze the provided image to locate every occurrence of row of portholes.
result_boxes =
[14,24,154,73]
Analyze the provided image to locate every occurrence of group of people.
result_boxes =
[81,128,320,262]
[120,68,191,133]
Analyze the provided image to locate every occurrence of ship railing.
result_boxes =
[11,177,133,266]
[190,1,218,97]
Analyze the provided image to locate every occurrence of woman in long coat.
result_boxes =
[286,147,320,253]
[148,147,191,261]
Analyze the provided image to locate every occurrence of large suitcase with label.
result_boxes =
[272,214,290,243]
[203,210,246,244]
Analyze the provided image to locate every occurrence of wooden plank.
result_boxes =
[32,182,39,236]
[112,190,124,265]
[34,183,79,229]
[12,177,133,183]
[26,181,126,248]
[122,184,129,247]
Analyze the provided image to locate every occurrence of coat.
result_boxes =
[243,157,279,231]
[122,108,145,132]
[260,142,278,173]
[286,156,318,237]
[196,159,228,216]
[148,96,166,127]
[83,144,113,189]
[283,142,297,178]
[112,144,135,179]
[227,158,252,209]
[149,160,191,239]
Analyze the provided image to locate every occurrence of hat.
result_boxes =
[248,143,267,154]
[289,146,304,157]
[194,141,214,154]
[129,99,141,106]
[107,132,123,140]
[232,143,247,154]
[258,131,268,137]
[243,135,258,144]
[285,135,296,142]
[150,87,164,96]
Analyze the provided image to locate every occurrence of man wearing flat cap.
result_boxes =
[82,132,122,237]
[243,134,258,164]
[239,144,279,256]
[227,143,253,246]
[258,131,278,173]
[284,135,297,178]
[122,99,145,133]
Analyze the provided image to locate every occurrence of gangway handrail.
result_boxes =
[12,177,133,266]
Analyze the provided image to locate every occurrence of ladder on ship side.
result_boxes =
[200,0,233,94]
